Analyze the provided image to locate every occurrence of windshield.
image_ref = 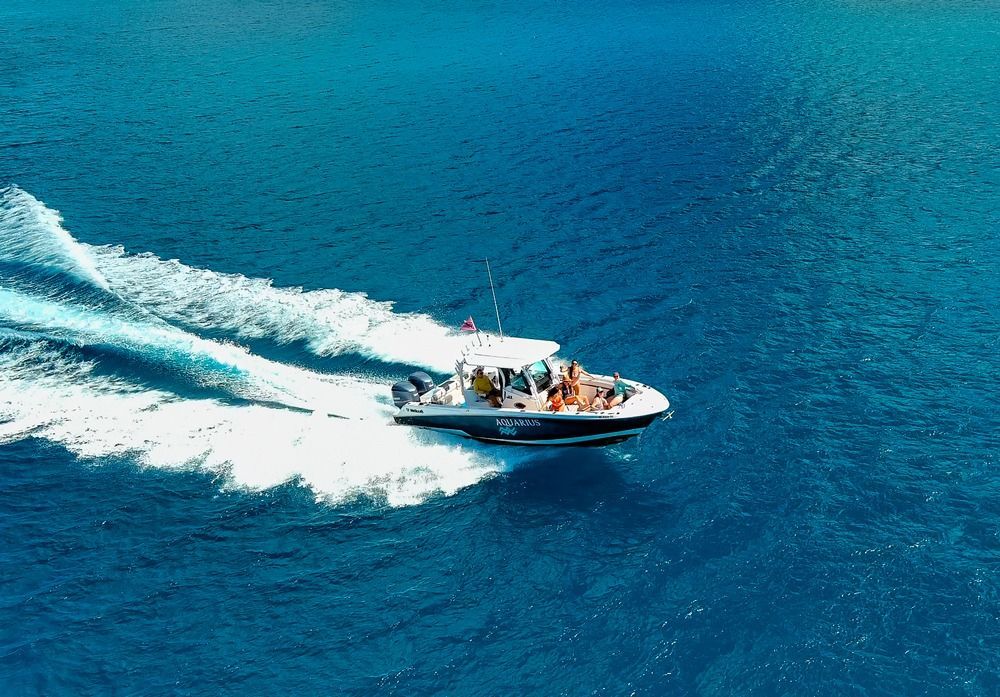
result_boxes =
[508,360,552,396]
[526,360,552,393]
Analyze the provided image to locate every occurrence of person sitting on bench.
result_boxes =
[472,367,503,407]
[545,386,566,412]
[560,374,589,410]
[607,372,629,408]
[586,390,608,412]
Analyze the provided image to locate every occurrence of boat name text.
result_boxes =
[497,418,542,427]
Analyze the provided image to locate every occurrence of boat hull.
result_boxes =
[394,408,662,445]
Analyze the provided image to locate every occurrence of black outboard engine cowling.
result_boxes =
[408,371,435,395]
[392,381,420,408]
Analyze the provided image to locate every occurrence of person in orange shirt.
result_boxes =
[545,386,566,412]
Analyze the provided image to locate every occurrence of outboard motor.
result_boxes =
[408,371,435,396]
[392,380,420,408]
[391,371,436,409]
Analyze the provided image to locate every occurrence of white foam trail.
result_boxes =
[1,186,465,372]
[0,186,111,291]
[0,187,510,505]
[0,287,370,414]
[0,342,501,507]
[86,245,465,372]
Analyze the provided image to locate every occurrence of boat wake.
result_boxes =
[86,244,463,374]
[0,186,501,506]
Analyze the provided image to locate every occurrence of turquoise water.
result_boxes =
[2,0,999,694]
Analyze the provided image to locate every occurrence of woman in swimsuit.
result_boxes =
[560,375,590,410]
[587,391,608,412]
[567,359,584,396]
[546,386,566,412]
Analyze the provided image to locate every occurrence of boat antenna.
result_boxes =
[485,257,504,340]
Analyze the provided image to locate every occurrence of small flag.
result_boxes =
[460,316,477,332]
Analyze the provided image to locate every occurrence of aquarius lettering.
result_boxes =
[496,418,542,428]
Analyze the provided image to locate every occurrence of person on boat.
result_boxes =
[607,372,629,408]
[586,390,608,412]
[545,386,566,412]
[472,367,503,407]
[560,374,589,410]
[567,359,585,395]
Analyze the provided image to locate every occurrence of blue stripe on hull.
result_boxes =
[394,411,659,444]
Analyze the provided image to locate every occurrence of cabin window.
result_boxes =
[526,360,552,393]
[509,370,532,395]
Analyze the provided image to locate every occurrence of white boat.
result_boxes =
[391,333,670,445]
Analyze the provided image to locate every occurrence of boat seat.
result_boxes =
[464,389,493,407]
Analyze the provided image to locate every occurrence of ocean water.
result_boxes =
[2,0,998,693]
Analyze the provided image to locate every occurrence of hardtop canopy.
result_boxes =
[461,335,560,370]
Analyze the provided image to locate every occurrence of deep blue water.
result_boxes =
[2,0,999,694]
